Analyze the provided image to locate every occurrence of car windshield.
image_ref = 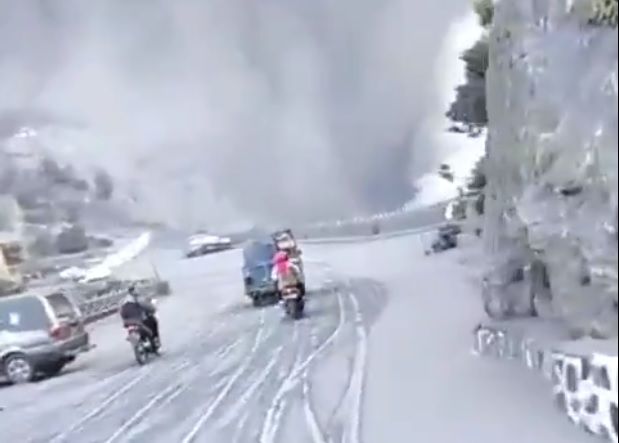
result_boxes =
[243,242,275,264]
[0,296,50,332]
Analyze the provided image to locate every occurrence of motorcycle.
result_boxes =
[125,324,159,365]
[286,251,306,296]
[280,286,304,320]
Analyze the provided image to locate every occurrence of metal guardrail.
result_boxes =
[300,222,446,245]
[68,279,170,325]
[78,288,126,324]
[295,201,450,241]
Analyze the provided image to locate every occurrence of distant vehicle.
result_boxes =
[0,290,92,384]
[271,229,297,251]
[271,229,306,295]
[426,223,461,255]
[185,232,232,258]
[242,240,278,307]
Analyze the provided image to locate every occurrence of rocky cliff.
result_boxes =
[482,0,618,339]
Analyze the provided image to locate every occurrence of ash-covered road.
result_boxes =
[0,246,385,443]
[0,234,594,443]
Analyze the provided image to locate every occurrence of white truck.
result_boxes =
[185,232,232,258]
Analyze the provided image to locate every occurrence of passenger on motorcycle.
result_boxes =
[271,250,302,295]
[119,285,161,348]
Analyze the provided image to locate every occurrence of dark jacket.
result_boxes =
[119,294,155,321]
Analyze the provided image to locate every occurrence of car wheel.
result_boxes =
[252,296,262,307]
[3,354,35,384]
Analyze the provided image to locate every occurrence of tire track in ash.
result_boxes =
[303,369,328,443]
[204,313,307,443]
[90,291,307,443]
[230,410,251,443]
[26,358,189,443]
[171,264,339,443]
[301,281,346,443]
[294,270,383,443]
[0,361,150,432]
[85,311,268,443]
[340,291,368,443]
[259,333,306,443]
[46,366,158,443]
[214,320,303,442]
[174,271,342,443]
[1,250,245,443]
[154,261,379,443]
[179,309,274,443]
[3,289,241,442]
[48,358,196,443]
[99,333,251,443]
[100,330,255,443]
[44,306,264,443]
[214,343,284,429]
[114,310,278,443]
[325,279,383,443]
[259,287,347,443]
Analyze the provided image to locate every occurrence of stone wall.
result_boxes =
[475,324,618,441]
[482,0,618,338]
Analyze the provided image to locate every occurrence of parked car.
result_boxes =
[425,223,462,255]
[271,229,306,294]
[242,240,278,307]
[0,289,92,384]
[185,232,233,258]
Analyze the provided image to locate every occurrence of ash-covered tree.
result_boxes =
[468,157,486,216]
[468,157,487,191]
[446,37,489,131]
[446,0,493,133]
[442,0,492,235]
[473,0,494,27]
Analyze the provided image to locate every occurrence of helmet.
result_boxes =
[274,250,288,264]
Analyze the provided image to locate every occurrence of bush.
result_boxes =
[468,158,487,190]
[438,164,455,182]
[473,0,494,28]
[446,37,489,128]
[587,0,618,27]
[474,193,485,215]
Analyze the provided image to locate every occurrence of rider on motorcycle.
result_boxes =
[119,284,161,348]
[271,250,302,295]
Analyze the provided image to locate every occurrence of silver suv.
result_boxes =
[0,290,92,384]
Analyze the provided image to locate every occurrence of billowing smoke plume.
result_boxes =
[1,0,470,229]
